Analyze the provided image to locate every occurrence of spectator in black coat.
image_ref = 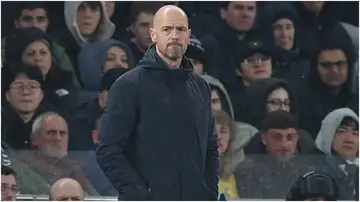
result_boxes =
[96,5,218,200]
[298,30,358,137]
[2,64,56,150]
[7,27,77,115]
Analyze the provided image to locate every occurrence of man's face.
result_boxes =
[32,115,69,159]
[188,58,204,74]
[216,123,230,154]
[1,174,17,201]
[51,183,84,201]
[262,128,298,161]
[220,1,256,32]
[5,74,43,114]
[21,40,52,74]
[317,49,348,88]
[266,88,291,113]
[103,46,129,72]
[104,1,115,18]
[15,8,49,32]
[332,120,359,159]
[131,12,155,50]
[76,2,101,37]
[150,8,191,62]
[273,18,295,50]
[238,53,272,84]
[211,89,222,111]
[302,1,324,13]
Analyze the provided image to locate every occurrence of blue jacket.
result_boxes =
[96,45,219,200]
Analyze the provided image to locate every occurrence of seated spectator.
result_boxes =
[127,2,164,64]
[18,112,98,195]
[201,74,258,168]
[185,35,206,74]
[2,64,55,149]
[1,166,17,201]
[2,144,49,195]
[228,40,274,111]
[1,2,80,89]
[69,68,129,150]
[234,111,314,199]
[239,78,315,154]
[298,31,358,137]
[199,1,272,87]
[314,108,358,200]
[49,178,84,201]
[81,114,117,195]
[77,39,133,101]
[270,8,311,93]
[8,27,77,113]
[285,171,339,201]
[59,1,115,83]
[213,110,240,200]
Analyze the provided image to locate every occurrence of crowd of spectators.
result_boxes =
[1,1,359,200]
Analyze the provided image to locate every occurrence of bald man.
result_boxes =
[96,5,219,201]
[49,178,84,201]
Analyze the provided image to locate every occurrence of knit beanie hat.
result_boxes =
[185,35,206,65]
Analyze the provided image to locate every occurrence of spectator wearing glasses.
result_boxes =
[1,2,79,89]
[6,27,77,115]
[2,64,55,150]
[237,78,315,155]
[298,29,358,137]
[1,166,17,201]
[228,40,274,120]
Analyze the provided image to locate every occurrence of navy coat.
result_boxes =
[96,45,219,201]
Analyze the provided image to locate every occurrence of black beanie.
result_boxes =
[271,9,298,26]
[100,68,129,91]
[6,27,52,64]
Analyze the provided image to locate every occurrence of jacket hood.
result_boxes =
[64,1,115,47]
[240,78,296,129]
[78,39,134,91]
[200,74,234,118]
[315,108,358,156]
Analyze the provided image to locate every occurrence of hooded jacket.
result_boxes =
[64,1,115,47]
[201,74,258,171]
[96,45,219,201]
[314,108,359,200]
[298,29,359,137]
[77,39,134,104]
[239,78,316,154]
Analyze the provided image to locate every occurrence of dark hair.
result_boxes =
[1,165,16,177]
[130,2,164,24]
[220,1,231,9]
[260,110,298,132]
[339,116,359,131]
[286,171,338,201]
[4,63,44,92]
[14,2,49,20]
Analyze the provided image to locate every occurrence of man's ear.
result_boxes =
[14,20,20,28]
[235,67,243,77]
[219,8,227,20]
[5,91,11,103]
[261,132,267,145]
[149,28,157,43]
[30,132,39,147]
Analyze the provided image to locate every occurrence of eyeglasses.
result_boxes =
[266,99,290,107]
[10,82,41,93]
[243,56,270,64]
[1,184,17,193]
[318,60,347,69]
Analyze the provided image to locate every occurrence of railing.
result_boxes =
[17,195,118,201]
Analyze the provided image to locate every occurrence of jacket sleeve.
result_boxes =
[96,75,149,200]
[204,84,219,200]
